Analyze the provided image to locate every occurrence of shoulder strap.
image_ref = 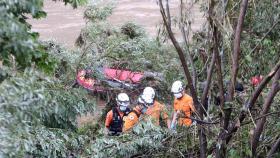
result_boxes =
[112,107,120,119]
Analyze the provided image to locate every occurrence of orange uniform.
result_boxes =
[145,101,169,126]
[105,109,125,128]
[122,106,142,132]
[173,93,195,126]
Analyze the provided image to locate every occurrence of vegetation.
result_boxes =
[0,0,279,157]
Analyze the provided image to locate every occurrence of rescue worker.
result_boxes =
[141,87,171,128]
[122,95,152,132]
[170,81,196,130]
[105,93,131,136]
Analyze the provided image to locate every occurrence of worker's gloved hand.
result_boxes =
[170,122,176,131]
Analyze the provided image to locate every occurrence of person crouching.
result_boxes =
[105,93,131,136]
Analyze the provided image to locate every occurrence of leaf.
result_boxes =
[245,54,252,62]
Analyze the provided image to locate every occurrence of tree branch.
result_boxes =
[158,0,199,108]
[180,0,197,87]
[165,0,171,27]
[224,0,248,133]
[247,60,280,110]
[216,0,248,157]
[267,136,280,158]
[241,111,280,126]
[224,60,280,143]
[158,0,207,157]
[201,52,216,108]
[251,68,280,156]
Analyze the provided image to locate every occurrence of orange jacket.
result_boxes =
[173,93,195,126]
[145,101,169,126]
[122,106,142,132]
[105,108,125,128]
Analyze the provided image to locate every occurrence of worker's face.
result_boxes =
[119,105,127,112]
[118,101,129,112]
[139,104,148,114]
[173,91,184,99]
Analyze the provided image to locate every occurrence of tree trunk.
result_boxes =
[158,1,207,157]
[216,0,249,157]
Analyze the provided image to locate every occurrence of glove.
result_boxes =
[170,122,176,131]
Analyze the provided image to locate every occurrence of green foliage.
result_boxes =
[84,3,114,21]
[59,0,88,8]
[1,0,279,157]
[0,0,87,70]
[121,22,146,39]
[83,120,199,158]
[0,0,44,68]
[0,67,95,157]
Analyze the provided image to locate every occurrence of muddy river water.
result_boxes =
[28,0,204,125]
[29,0,204,48]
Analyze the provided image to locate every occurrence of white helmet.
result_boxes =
[171,81,184,93]
[138,94,154,107]
[143,87,155,99]
[116,93,130,107]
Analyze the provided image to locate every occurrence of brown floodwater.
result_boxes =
[28,0,204,125]
[29,0,204,48]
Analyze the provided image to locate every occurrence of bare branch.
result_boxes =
[267,136,280,158]
[201,52,216,107]
[180,0,197,87]
[165,0,171,27]
[227,0,248,101]
[241,111,280,126]
[247,60,280,110]
[158,0,199,107]
[251,68,280,156]
[216,0,248,157]
[224,60,280,143]
[158,0,207,157]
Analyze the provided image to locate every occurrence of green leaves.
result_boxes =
[61,0,88,8]
[84,3,114,21]
[86,121,168,158]
[0,0,54,71]
[0,0,88,71]
[0,67,96,157]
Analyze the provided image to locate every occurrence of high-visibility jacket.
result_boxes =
[105,107,130,135]
[122,106,142,132]
[173,93,195,126]
[145,101,169,126]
